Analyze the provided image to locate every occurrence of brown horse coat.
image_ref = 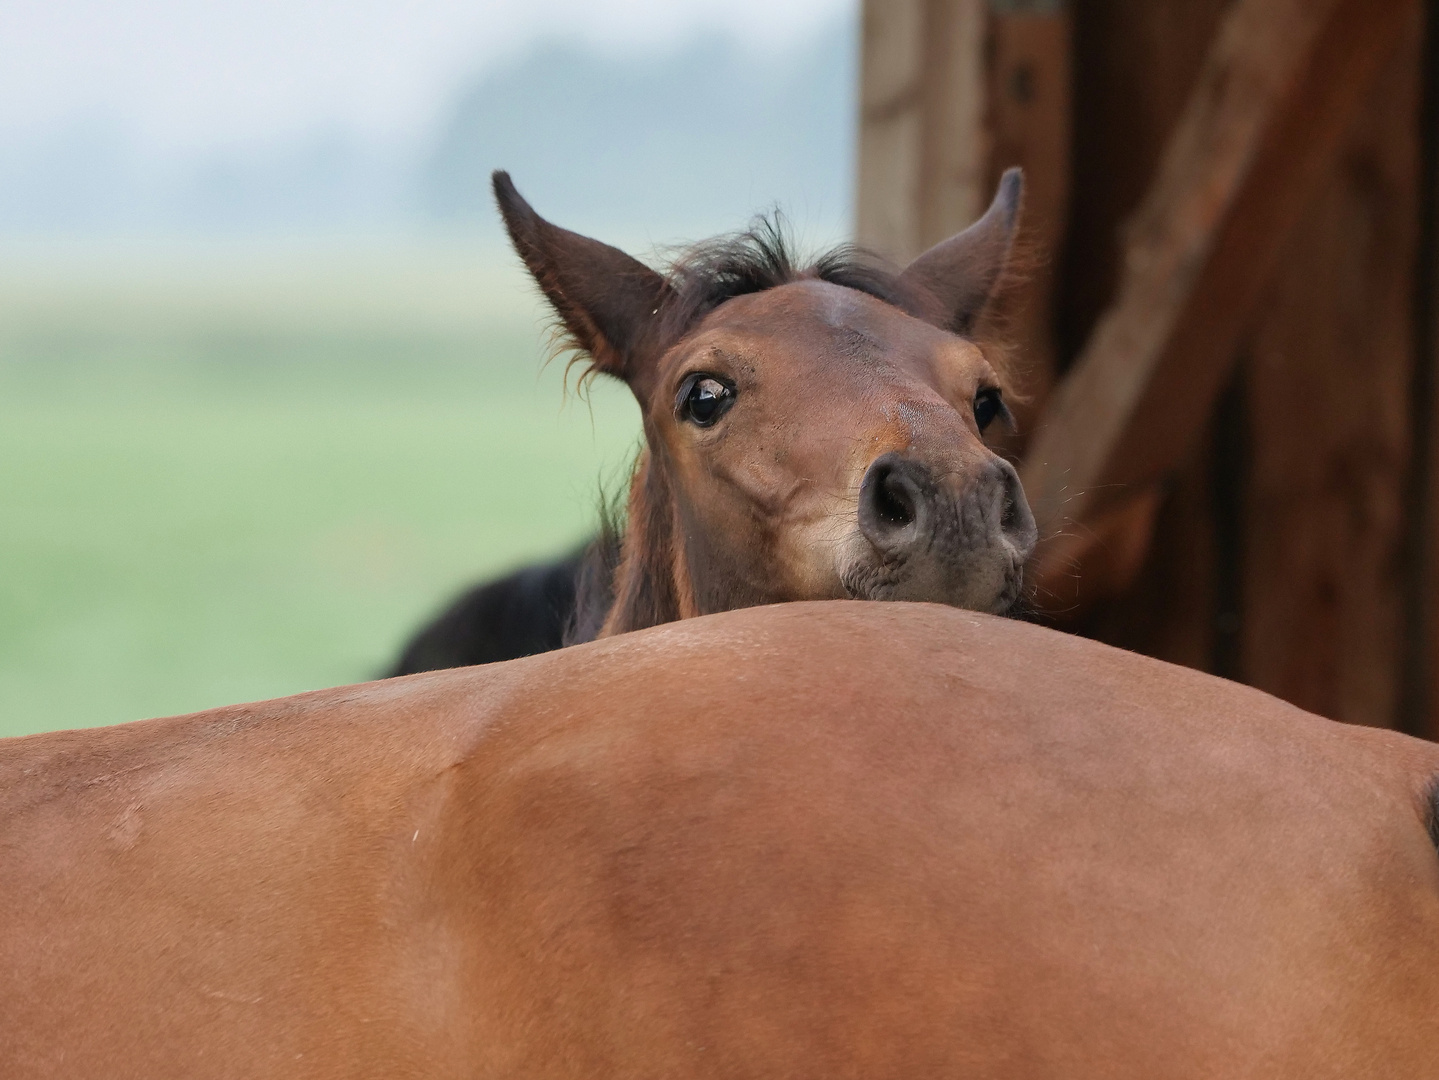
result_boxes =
[4,602,1439,1077]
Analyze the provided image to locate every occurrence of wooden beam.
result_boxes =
[1021,0,1413,595]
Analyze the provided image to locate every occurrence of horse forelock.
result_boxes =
[659,214,911,344]
[654,217,1022,399]
[546,214,929,396]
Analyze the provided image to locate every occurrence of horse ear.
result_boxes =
[492,171,670,383]
[898,168,1024,337]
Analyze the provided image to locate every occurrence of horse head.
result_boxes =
[494,170,1037,638]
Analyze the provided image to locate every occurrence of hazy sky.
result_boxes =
[2,0,853,151]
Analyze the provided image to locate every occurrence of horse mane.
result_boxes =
[663,214,1029,397]
[659,215,910,342]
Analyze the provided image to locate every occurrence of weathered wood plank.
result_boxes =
[1054,0,1231,372]
[1031,0,1229,622]
[857,0,989,263]
[1022,0,1414,595]
[983,4,1072,431]
[856,0,1072,431]
[856,0,931,261]
[915,0,990,252]
[1240,16,1419,729]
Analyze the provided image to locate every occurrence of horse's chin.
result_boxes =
[837,546,1025,617]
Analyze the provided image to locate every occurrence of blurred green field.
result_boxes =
[0,241,641,737]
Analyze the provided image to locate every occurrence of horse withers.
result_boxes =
[390,170,1035,673]
[5,602,1439,1076]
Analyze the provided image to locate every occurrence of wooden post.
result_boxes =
[857,0,987,264]
[1239,19,1421,728]
[856,0,1071,421]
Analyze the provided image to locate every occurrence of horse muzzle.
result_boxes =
[847,451,1037,613]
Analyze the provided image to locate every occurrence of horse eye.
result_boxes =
[679,375,735,427]
[973,388,1004,433]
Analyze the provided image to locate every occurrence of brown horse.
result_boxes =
[391,171,1036,671]
[5,602,1439,1077]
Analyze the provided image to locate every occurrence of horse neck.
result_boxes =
[597,450,697,638]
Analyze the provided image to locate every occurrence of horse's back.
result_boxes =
[4,602,1439,1077]
[454,602,1439,1076]
[0,669,527,1078]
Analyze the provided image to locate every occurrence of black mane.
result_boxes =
[660,214,909,341]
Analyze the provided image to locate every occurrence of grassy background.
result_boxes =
[0,241,641,737]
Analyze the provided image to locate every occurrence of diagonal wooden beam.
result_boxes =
[1021,0,1413,598]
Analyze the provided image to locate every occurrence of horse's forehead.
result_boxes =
[691,280,964,370]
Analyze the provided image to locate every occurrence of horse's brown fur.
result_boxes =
[493,171,1038,640]
[5,602,1439,1076]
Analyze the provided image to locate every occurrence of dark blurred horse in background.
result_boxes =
[391,546,590,675]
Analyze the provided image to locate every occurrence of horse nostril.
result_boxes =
[993,458,1037,555]
[860,453,929,554]
[875,470,916,528]
[1001,488,1021,533]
